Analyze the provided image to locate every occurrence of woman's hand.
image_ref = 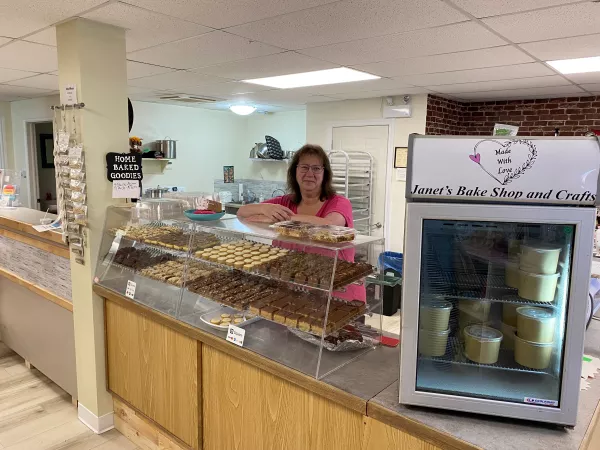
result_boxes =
[237,203,293,222]
[259,203,294,222]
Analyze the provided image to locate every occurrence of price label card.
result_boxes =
[226,324,246,347]
[125,280,136,299]
[112,180,140,199]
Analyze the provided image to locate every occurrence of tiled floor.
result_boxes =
[0,342,137,450]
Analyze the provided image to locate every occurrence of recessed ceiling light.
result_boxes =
[242,67,380,89]
[229,105,256,115]
[547,56,600,74]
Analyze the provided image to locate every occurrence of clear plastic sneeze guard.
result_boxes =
[94,202,385,380]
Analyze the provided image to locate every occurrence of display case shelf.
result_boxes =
[109,234,375,292]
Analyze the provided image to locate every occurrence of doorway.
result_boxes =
[327,120,395,247]
[28,121,56,212]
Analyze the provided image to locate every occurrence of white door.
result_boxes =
[331,125,389,238]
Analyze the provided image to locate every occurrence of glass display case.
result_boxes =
[94,202,385,379]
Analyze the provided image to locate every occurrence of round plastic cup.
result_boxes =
[515,332,553,370]
[419,301,452,331]
[464,325,503,364]
[505,261,521,289]
[418,328,450,357]
[519,243,561,275]
[518,271,559,303]
[516,306,556,343]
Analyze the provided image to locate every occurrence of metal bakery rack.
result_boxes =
[328,150,374,235]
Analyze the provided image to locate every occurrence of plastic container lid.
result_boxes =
[516,306,555,321]
[421,301,452,311]
[521,243,562,253]
[514,332,553,347]
[518,270,559,279]
[464,325,503,342]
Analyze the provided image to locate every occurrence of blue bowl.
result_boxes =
[184,210,225,221]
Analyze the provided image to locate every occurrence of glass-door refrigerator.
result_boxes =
[400,135,599,426]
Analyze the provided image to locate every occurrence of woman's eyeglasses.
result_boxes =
[297,164,324,174]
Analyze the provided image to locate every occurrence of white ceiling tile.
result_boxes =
[127,31,284,69]
[127,61,176,79]
[83,2,212,52]
[124,0,339,29]
[450,0,581,19]
[22,27,56,46]
[483,3,600,43]
[0,67,39,83]
[301,78,415,96]
[564,73,600,85]
[0,37,12,46]
[430,75,571,94]
[353,46,533,78]
[193,52,337,80]
[6,74,58,90]
[520,34,600,61]
[128,70,230,89]
[226,0,468,50]
[580,84,600,92]
[398,63,554,86]
[233,90,338,105]
[0,41,57,72]
[300,22,506,66]
[0,0,105,38]
[168,82,272,97]
[0,84,54,98]
[453,85,585,101]
[327,86,432,100]
[127,86,161,95]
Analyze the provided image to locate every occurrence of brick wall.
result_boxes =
[426,94,600,136]
[425,95,465,135]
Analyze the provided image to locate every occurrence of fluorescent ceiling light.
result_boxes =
[243,67,380,89]
[229,105,256,115]
[547,56,600,74]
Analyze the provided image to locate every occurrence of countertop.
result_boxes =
[0,207,58,227]
[96,281,600,450]
[370,320,600,450]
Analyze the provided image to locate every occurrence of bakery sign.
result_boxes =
[106,152,143,182]
[407,135,600,205]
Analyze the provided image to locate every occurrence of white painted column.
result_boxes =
[56,18,128,433]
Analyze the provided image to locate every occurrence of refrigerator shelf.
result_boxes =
[419,338,551,375]
[425,293,559,309]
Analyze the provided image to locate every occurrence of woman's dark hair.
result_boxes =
[287,144,336,204]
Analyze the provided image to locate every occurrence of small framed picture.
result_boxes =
[394,147,407,168]
[223,166,234,183]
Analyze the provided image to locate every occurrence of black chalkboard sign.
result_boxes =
[106,152,143,182]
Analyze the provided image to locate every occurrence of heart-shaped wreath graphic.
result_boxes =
[469,139,537,185]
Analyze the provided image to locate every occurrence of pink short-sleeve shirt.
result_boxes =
[264,194,354,227]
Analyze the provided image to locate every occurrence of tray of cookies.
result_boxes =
[110,224,182,242]
[111,246,174,271]
[199,307,259,331]
[288,324,379,352]
[194,240,287,270]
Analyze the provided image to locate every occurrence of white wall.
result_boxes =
[242,110,306,182]
[0,102,13,170]
[130,101,247,192]
[10,95,58,207]
[306,95,428,252]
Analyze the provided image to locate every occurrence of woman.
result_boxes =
[237,144,353,226]
[238,144,364,302]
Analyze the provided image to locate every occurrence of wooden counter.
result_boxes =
[0,208,76,399]
[97,285,600,450]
